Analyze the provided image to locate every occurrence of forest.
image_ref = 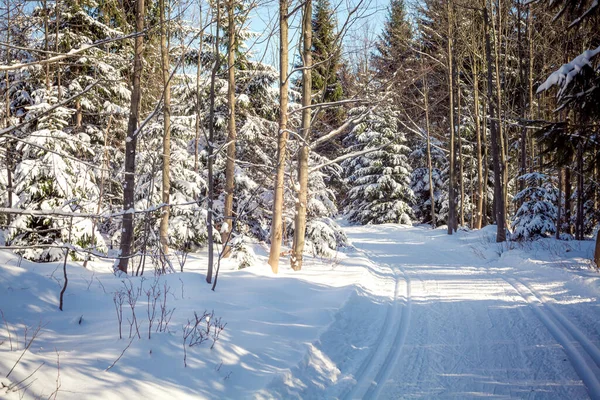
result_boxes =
[0,0,599,272]
[1,0,600,397]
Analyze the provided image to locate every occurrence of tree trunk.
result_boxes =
[576,143,584,240]
[484,4,506,242]
[267,0,290,274]
[491,0,508,225]
[159,0,172,259]
[423,67,436,228]
[517,0,527,194]
[473,57,484,229]
[206,0,221,283]
[596,152,600,267]
[43,0,50,91]
[565,161,572,235]
[222,0,237,258]
[556,168,562,239]
[194,8,204,174]
[4,0,12,229]
[291,0,312,271]
[117,0,145,273]
[457,69,465,227]
[447,0,456,234]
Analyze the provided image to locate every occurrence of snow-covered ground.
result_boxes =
[1,224,599,399]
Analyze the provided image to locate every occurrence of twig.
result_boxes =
[105,336,135,372]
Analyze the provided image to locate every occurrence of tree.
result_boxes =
[267,0,290,274]
[159,0,172,261]
[290,0,313,271]
[343,104,414,225]
[117,0,145,273]
[221,0,237,258]
[311,0,344,135]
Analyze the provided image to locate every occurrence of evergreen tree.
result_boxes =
[512,173,558,240]
[372,0,412,78]
[343,104,414,224]
[6,0,130,261]
[310,0,344,138]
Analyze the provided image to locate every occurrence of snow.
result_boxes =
[537,45,600,96]
[1,224,600,399]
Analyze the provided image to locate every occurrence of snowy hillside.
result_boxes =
[1,224,599,399]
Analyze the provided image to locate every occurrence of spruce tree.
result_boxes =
[343,103,415,225]
[372,0,412,78]
[310,0,344,136]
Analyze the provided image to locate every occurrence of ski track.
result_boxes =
[339,268,402,400]
[362,265,411,399]
[503,275,600,400]
[265,225,600,399]
[339,253,412,400]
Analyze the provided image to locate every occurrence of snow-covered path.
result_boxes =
[341,224,600,399]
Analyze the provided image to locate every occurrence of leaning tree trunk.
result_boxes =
[117,0,145,273]
[222,0,237,258]
[159,0,172,260]
[291,0,312,271]
[484,4,506,242]
[267,0,290,274]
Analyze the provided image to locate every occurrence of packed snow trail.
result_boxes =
[341,224,600,400]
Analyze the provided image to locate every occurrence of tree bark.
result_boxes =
[291,0,312,271]
[267,0,290,274]
[117,0,145,273]
[222,0,237,258]
[159,0,172,259]
[484,4,506,242]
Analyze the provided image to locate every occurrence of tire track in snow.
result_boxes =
[503,275,600,400]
